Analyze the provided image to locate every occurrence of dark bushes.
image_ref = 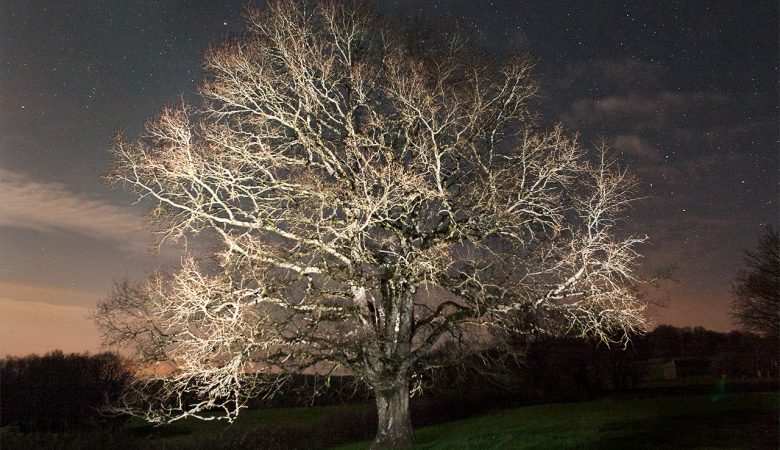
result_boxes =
[0,351,133,431]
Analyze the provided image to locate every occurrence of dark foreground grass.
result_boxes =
[124,402,368,440]
[1,392,776,449]
[0,402,373,450]
[336,392,779,450]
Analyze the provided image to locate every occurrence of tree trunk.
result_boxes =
[371,379,414,449]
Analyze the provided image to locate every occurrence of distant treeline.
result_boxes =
[248,325,779,409]
[420,325,779,405]
[1,326,777,432]
[241,325,780,418]
[0,351,133,431]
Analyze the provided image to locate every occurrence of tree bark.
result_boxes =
[371,378,414,449]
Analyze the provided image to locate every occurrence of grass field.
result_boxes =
[0,402,373,449]
[2,392,777,449]
[336,392,779,450]
[124,402,371,447]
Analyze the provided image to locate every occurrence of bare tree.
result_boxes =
[731,226,779,340]
[96,1,648,447]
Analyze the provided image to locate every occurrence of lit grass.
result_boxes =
[335,392,779,450]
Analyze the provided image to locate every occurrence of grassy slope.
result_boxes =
[336,392,779,450]
[2,392,776,449]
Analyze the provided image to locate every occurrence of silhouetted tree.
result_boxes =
[96,1,648,447]
[731,227,779,340]
[713,331,777,379]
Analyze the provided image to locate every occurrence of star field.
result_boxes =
[0,0,777,354]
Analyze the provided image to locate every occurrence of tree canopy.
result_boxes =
[96,1,648,447]
[731,226,779,339]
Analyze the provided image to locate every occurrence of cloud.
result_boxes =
[563,92,732,134]
[0,281,106,356]
[0,168,150,253]
[557,59,666,97]
[0,297,101,356]
[0,280,101,308]
[611,134,661,163]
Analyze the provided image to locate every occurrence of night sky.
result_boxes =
[1,0,777,355]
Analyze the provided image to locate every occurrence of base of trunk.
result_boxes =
[371,382,414,449]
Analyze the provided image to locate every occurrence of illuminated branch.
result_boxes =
[97,1,649,447]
